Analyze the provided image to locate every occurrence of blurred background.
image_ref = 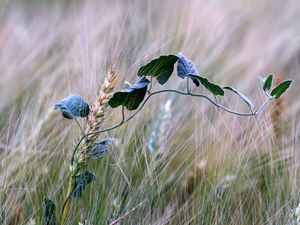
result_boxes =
[0,0,299,224]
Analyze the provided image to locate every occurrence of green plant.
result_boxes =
[49,53,293,225]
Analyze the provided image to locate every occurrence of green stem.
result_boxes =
[74,118,84,135]
[61,175,75,225]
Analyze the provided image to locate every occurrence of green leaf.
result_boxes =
[72,171,96,198]
[194,75,224,96]
[270,80,293,99]
[263,74,273,91]
[223,86,254,110]
[186,75,224,96]
[108,77,150,110]
[138,55,179,85]
[43,197,57,225]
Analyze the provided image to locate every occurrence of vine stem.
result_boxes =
[255,98,271,114]
[74,118,84,135]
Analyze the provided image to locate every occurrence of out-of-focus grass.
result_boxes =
[0,0,299,224]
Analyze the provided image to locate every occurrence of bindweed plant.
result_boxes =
[48,53,293,225]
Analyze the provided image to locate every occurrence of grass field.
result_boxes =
[0,0,300,224]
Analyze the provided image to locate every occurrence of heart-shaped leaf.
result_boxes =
[72,171,96,198]
[108,76,150,110]
[270,80,293,99]
[263,74,273,92]
[138,55,179,85]
[223,86,254,110]
[54,94,90,119]
[177,52,201,86]
[88,138,115,159]
[43,197,57,225]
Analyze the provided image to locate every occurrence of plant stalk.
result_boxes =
[61,175,75,225]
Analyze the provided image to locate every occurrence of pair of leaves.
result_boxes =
[71,170,96,198]
[43,197,57,225]
[108,76,150,110]
[88,138,115,159]
[54,94,90,119]
[177,53,224,96]
[260,74,293,99]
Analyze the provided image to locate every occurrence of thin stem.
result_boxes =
[255,98,271,115]
[148,77,153,93]
[187,78,191,94]
[61,175,75,225]
[74,118,84,135]
[133,89,260,117]
[188,92,255,116]
[214,95,218,104]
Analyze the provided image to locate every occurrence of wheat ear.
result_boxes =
[74,67,116,166]
[86,67,116,146]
